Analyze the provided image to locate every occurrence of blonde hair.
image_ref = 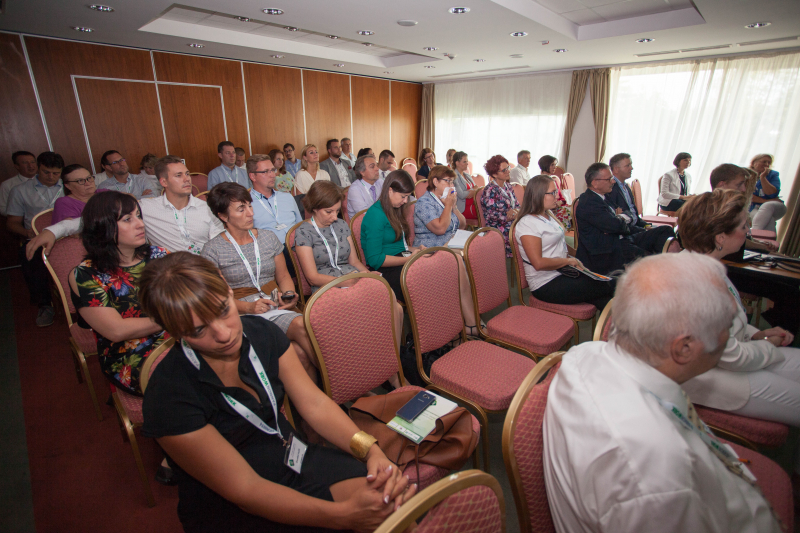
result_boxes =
[749,153,774,169]
[300,144,318,171]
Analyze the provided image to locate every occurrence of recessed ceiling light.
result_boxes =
[553,48,568,53]
[474,59,486,62]
[510,31,527,37]
[188,43,204,48]
[635,38,655,43]
[72,26,94,32]
[384,71,394,74]
[397,20,418,27]
[363,43,373,47]
[88,4,114,12]
[284,26,299,32]
[271,54,285,59]
[745,21,771,29]
[357,30,374,36]
[263,8,284,15]
[449,7,470,14]
[237,16,251,22]
[424,65,435,68]
[327,35,339,39]
[423,47,438,51]
[334,63,345,67]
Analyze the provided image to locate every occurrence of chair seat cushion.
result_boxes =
[642,215,677,227]
[696,406,789,448]
[528,296,596,320]
[487,307,574,355]
[750,229,777,239]
[430,340,536,411]
[70,323,97,356]
[115,389,144,425]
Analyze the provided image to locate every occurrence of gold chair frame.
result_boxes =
[348,208,369,265]
[285,220,313,308]
[31,208,54,236]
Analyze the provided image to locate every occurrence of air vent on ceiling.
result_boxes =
[635,44,731,57]
[738,36,799,47]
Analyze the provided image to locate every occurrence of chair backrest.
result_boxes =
[509,162,516,169]
[552,165,565,180]
[502,352,563,533]
[349,209,368,264]
[191,184,201,197]
[190,172,208,193]
[662,236,682,254]
[139,337,175,393]
[32,208,54,236]
[512,184,524,207]
[475,187,487,227]
[463,228,511,315]
[195,191,209,202]
[593,298,614,341]
[632,178,643,215]
[404,201,416,247]
[304,273,403,404]
[42,235,87,320]
[559,172,575,205]
[341,186,350,224]
[374,470,506,533]
[415,179,429,200]
[571,196,580,250]
[402,248,465,358]
[509,219,529,304]
[403,163,418,177]
[473,174,486,188]
[286,221,313,306]
[467,160,474,176]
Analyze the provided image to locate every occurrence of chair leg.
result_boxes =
[475,408,491,474]
[754,297,762,327]
[72,343,103,421]
[112,393,156,507]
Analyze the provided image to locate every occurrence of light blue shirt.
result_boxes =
[612,176,638,224]
[208,164,252,190]
[285,159,302,178]
[347,178,384,219]
[250,188,302,244]
[96,173,151,199]
[6,175,63,229]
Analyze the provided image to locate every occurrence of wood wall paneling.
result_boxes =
[351,77,390,156]
[158,84,227,175]
[302,70,351,160]
[243,63,305,155]
[74,78,166,175]
[23,37,154,170]
[391,82,422,163]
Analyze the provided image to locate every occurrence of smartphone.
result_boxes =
[281,291,296,302]
[396,391,436,422]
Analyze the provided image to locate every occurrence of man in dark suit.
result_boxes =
[319,138,356,187]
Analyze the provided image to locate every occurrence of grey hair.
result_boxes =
[610,253,736,366]
[353,154,376,180]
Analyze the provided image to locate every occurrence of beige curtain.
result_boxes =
[561,70,590,169]
[590,68,610,163]
[419,83,435,155]
[779,162,800,257]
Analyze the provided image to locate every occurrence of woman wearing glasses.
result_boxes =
[515,176,614,309]
[480,155,519,257]
[52,164,97,223]
[416,148,436,180]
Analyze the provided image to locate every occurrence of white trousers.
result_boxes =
[751,201,787,233]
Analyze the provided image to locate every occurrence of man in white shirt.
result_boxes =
[347,154,383,219]
[377,150,395,181]
[544,253,782,533]
[509,150,531,185]
[319,139,355,188]
[235,147,246,170]
[95,150,153,198]
[0,151,37,216]
[208,141,252,190]
[340,138,356,167]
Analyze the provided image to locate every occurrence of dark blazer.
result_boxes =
[606,179,646,229]
[575,190,631,274]
[319,157,356,187]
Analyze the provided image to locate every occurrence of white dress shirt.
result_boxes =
[509,165,530,185]
[544,341,779,533]
[0,174,33,216]
[93,171,112,186]
[514,214,567,290]
[294,168,331,195]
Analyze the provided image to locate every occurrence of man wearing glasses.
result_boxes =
[283,143,301,178]
[95,150,154,198]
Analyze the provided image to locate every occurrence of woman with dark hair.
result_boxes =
[515,175,613,310]
[480,154,519,257]
[537,155,572,229]
[68,191,167,395]
[416,148,435,180]
[53,164,97,223]
[357,147,374,159]
[451,151,477,217]
[268,148,293,193]
[657,152,693,212]
[201,182,318,381]
[748,153,787,232]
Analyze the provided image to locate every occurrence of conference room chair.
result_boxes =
[662,236,683,254]
[557,170,575,206]
[373,469,506,533]
[112,337,175,507]
[570,196,580,250]
[509,219,596,345]
[475,187,488,227]
[402,162,418,178]
[512,184,524,207]
[189,172,208,193]
[349,209,368,265]
[401,247,537,471]
[404,200,416,247]
[32,208,53,236]
[414,179,428,200]
[473,174,486,188]
[285,221,314,308]
[750,229,777,240]
[634,178,678,227]
[42,235,103,421]
[462,228,574,359]
[303,272,478,489]
[502,351,564,533]
[195,191,209,202]
[341,186,350,224]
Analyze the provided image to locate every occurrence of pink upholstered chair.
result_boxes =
[32,208,53,236]
[42,235,103,421]
[635,178,678,227]
[502,351,563,533]
[190,172,208,193]
[463,228,574,359]
[475,187,487,227]
[349,209,368,265]
[404,201,416,247]
[402,248,537,471]
[195,191,209,202]
[473,174,486,188]
[509,220,596,345]
[750,229,777,240]
[373,470,505,533]
[570,196,580,250]
[341,186,351,224]
[592,299,614,342]
[285,221,314,307]
[415,179,429,200]
[662,236,683,254]
[512,184,524,207]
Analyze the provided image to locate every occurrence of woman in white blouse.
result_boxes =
[515,175,614,309]
[657,152,693,212]
[293,144,331,195]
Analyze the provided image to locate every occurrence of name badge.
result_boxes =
[275,224,288,230]
[284,434,307,474]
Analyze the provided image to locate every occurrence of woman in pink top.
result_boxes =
[52,164,96,223]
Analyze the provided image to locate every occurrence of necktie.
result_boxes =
[370,185,377,201]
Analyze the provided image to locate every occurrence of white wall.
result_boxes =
[565,84,595,197]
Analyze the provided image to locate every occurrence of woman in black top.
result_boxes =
[139,253,414,533]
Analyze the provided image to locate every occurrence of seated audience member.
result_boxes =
[377,150,396,181]
[445,148,456,167]
[283,143,301,178]
[414,165,466,247]
[235,147,246,169]
[7,151,64,327]
[93,157,112,186]
[748,153,786,233]
[480,155,520,257]
[537,155,572,229]
[294,144,330,195]
[208,141,251,189]
[576,163,671,275]
[138,153,163,196]
[346,154,383,219]
[416,148,435,180]
[0,151,37,216]
[657,152,693,212]
[53,164,96,223]
[515,175,614,310]
[268,148,293,193]
[138,252,415,533]
[509,150,531,186]
[357,147,374,159]
[451,151,477,217]
[340,137,356,167]
[544,252,782,532]
[95,150,153,199]
[319,139,355,188]
[201,182,318,380]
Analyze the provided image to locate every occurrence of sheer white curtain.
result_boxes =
[607,52,800,216]
[434,72,571,172]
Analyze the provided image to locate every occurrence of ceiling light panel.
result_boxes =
[88,4,114,12]
[449,7,470,14]
[263,8,284,15]
[510,32,527,37]
[357,30,375,36]
[745,22,771,29]
[72,26,94,32]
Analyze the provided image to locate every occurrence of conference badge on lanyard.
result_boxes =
[311,217,341,272]
[170,204,200,254]
[225,230,266,298]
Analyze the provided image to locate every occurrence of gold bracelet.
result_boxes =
[349,431,378,460]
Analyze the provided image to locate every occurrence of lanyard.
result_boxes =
[181,338,285,444]
[494,181,517,207]
[34,183,63,207]
[429,192,457,233]
[254,190,279,220]
[311,217,341,271]
[168,202,200,254]
[225,230,264,297]
[223,166,239,183]
[726,282,747,314]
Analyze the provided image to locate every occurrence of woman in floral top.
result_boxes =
[480,154,520,257]
[268,148,294,193]
[69,191,168,396]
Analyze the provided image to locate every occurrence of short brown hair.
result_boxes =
[537,155,556,173]
[709,163,747,190]
[139,252,231,339]
[207,182,252,225]
[427,165,456,191]
[140,153,158,169]
[246,153,272,174]
[303,180,343,213]
[678,189,748,254]
[154,155,183,181]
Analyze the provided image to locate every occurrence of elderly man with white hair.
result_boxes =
[543,253,782,533]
